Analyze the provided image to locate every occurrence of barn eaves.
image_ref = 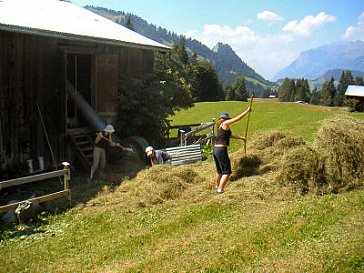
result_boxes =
[0,0,170,52]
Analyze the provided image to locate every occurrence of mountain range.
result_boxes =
[274,40,364,81]
[85,6,273,94]
[86,6,364,91]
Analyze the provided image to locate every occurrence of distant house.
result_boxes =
[0,0,170,174]
[345,85,364,112]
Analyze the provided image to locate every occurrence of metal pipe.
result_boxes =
[66,81,106,132]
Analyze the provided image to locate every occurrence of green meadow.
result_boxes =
[1,100,363,273]
[170,99,361,150]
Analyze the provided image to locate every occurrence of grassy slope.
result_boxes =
[1,101,364,273]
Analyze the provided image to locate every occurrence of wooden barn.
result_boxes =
[0,0,169,177]
[345,85,364,112]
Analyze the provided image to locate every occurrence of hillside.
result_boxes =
[85,6,272,91]
[274,40,364,81]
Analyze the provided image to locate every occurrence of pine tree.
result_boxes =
[355,76,364,85]
[125,14,134,31]
[176,36,189,65]
[294,78,310,102]
[278,78,295,102]
[225,85,235,101]
[224,76,248,101]
[310,87,320,105]
[320,77,336,106]
[336,70,354,106]
[191,61,224,102]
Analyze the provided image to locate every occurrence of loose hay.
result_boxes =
[87,163,213,211]
[250,130,287,150]
[275,146,325,195]
[85,115,364,213]
[276,115,364,195]
[230,153,261,181]
[313,115,364,192]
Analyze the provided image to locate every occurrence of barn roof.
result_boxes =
[345,85,364,97]
[0,0,170,51]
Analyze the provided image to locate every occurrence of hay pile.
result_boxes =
[313,115,364,192]
[231,115,364,195]
[87,162,215,211]
[230,130,306,180]
[86,115,364,211]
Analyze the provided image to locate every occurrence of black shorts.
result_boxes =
[213,147,231,175]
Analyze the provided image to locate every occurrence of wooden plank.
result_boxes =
[0,169,69,189]
[0,189,71,214]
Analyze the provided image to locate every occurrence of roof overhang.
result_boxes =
[0,0,170,52]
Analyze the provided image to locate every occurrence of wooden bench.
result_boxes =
[164,144,202,166]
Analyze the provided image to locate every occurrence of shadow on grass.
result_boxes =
[0,154,148,234]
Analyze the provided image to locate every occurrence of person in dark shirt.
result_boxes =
[213,107,252,193]
[145,146,171,166]
[89,124,130,181]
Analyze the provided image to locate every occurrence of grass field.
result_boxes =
[1,100,363,273]
[169,99,362,150]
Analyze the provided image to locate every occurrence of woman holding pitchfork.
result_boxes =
[213,105,252,193]
[88,124,132,182]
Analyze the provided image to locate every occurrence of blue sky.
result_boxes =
[72,0,364,80]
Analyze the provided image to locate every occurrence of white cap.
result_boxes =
[104,124,115,133]
[145,146,154,156]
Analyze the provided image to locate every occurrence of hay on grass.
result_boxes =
[124,164,200,207]
[250,130,287,150]
[230,154,261,181]
[87,163,210,211]
[86,115,364,212]
[313,115,364,192]
[275,115,364,195]
[230,131,306,180]
[275,146,325,195]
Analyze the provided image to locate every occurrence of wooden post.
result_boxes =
[62,162,71,202]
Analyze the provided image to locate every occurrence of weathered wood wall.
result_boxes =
[0,29,155,175]
[0,31,64,174]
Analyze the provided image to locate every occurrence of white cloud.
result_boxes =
[283,12,336,37]
[342,12,364,40]
[184,24,298,79]
[202,24,259,41]
[257,10,283,22]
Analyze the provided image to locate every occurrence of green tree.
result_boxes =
[310,87,320,105]
[355,76,364,85]
[294,78,310,102]
[278,78,295,102]
[336,70,354,106]
[125,14,134,31]
[224,76,248,101]
[320,77,336,106]
[191,61,224,102]
[116,73,193,146]
[225,85,235,101]
[176,36,189,65]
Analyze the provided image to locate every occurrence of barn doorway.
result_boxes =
[66,53,93,128]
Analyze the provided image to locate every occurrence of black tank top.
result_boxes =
[95,132,109,150]
[215,127,232,146]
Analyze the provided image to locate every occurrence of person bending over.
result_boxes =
[145,146,171,166]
